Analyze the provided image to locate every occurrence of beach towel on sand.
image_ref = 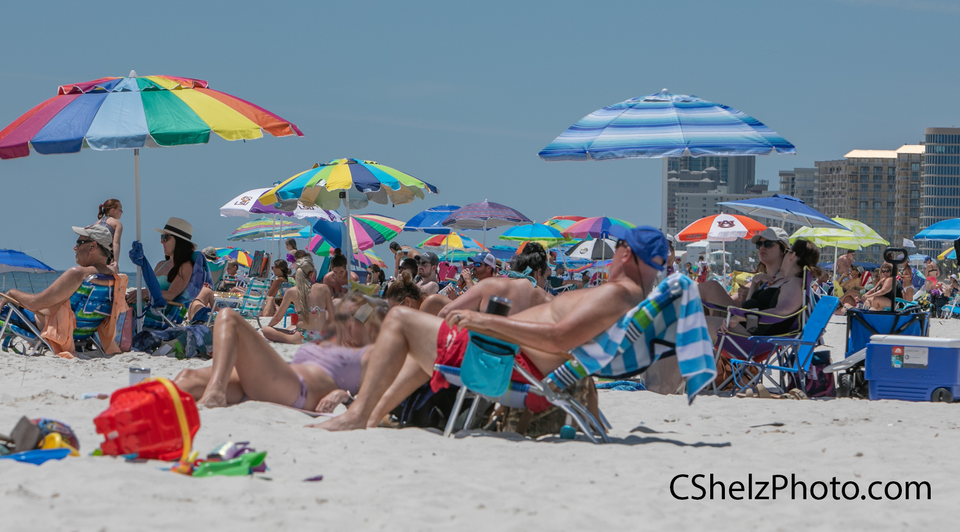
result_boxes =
[570,272,716,403]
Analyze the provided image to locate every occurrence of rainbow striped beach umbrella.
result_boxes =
[417,232,486,251]
[310,214,405,253]
[259,158,438,211]
[562,217,635,240]
[215,247,253,267]
[0,71,302,322]
[306,235,387,267]
[228,217,304,242]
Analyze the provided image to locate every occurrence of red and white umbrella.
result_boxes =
[676,214,766,286]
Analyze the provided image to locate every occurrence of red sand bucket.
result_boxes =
[94,378,200,461]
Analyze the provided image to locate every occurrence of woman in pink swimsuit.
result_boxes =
[175,292,387,412]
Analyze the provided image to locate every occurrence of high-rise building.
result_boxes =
[778,168,818,208]
[894,146,925,250]
[664,156,756,233]
[815,145,922,263]
[919,128,960,257]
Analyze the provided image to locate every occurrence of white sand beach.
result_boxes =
[1,316,957,531]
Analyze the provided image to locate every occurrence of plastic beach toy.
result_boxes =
[0,448,71,465]
[192,451,266,478]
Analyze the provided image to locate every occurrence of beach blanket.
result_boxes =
[570,272,716,403]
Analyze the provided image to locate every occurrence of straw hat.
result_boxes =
[153,217,194,244]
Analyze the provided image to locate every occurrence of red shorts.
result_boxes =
[431,321,550,413]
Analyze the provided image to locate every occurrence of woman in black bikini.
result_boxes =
[705,239,821,339]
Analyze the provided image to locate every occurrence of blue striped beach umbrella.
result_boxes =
[539,89,796,230]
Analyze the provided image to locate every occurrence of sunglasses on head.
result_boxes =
[755,240,780,249]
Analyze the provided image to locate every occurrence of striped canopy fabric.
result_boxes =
[417,232,485,251]
[500,223,568,247]
[259,158,438,211]
[311,214,405,253]
[0,72,302,159]
[538,89,796,161]
[676,214,766,243]
[228,217,304,242]
[790,218,889,250]
[562,217,635,240]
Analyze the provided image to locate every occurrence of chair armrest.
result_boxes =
[728,305,804,322]
[747,336,816,347]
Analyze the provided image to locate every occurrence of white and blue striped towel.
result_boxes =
[570,273,716,403]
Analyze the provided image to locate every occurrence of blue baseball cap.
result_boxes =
[608,225,669,271]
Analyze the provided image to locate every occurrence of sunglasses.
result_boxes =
[881,268,891,272]
[76,238,94,246]
[160,234,172,243]
[755,240,780,249]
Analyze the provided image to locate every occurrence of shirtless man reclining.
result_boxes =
[319,226,668,431]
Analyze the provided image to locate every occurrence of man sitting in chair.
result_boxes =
[0,224,125,356]
[318,226,668,431]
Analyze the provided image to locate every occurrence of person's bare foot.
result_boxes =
[197,391,228,408]
[307,412,367,431]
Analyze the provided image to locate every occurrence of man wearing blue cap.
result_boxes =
[319,226,670,431]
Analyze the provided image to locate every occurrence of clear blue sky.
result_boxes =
[1,0,958,269]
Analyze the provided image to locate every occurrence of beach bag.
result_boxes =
[392,384,462,429]
[460,333,518,397]
[114,308,134,352]
[784,351,835,398]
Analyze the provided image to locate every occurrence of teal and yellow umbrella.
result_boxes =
[227,217,304,242]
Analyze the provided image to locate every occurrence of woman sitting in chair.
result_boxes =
[900,266,916,303]
[698,227,790,310]
[261,260,293,317]
[840,262,897,312]
[261,258,334,344]
[1,224,124,356]
[126,217,212,322]
[705,239,820,339]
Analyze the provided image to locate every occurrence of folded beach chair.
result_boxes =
[435,273,716,444]
[728,296,839,396]
[0,274,127,356]
[711,268,817,394]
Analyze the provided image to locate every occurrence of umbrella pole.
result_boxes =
[341,191,352,269]
[134,148,143,329]
[834,245,839,283]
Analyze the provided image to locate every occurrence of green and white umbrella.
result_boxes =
[790,217,889,278]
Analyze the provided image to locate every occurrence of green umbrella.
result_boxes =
[790,217,889,279]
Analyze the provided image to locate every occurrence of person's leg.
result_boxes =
[870,296,892,311]
[261,325,303,344]
[314,306,443,431]
[197,307,304,408]
[366,356,431,427]
[174,366,245,404]
[187,286,215,320]
[698,280,736,308]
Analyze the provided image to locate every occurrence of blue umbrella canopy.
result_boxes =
[538,89,796,161]
[718,194,847,230]
[404,205,460,235]
[915,218,960,241]
[0,249,56,273]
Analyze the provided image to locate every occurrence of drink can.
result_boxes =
[129,367,150,387]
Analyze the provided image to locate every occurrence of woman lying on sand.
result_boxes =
[175,292,387,412]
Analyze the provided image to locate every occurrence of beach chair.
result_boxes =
[208,259,226,290]
[435,273,716,444]
[710,268,817,393]
[142,252,212,330]
[0,274,125,356]
[728,296,839,396]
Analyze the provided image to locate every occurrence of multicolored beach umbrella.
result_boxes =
[500,223,569,248]
[259,158,438,211]
[442,201,532,248]
[310,214,405,253]
[220,188,340,221]
[227,217,304,242]
[562,217,635,240]
[675,214,766,243]
[0,71,302,322]
[544,215,586,234]
[306,235,388,267]
[215,247,253,267]
[417,232,485,251]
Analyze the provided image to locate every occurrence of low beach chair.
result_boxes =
[435,273,716,443]
[729,296,839,396]
[0,274,127,356]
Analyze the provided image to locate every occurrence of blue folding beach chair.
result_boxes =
[729,296,838,395]
[436,273,716,443]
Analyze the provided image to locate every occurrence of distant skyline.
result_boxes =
[1,0,958,269]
